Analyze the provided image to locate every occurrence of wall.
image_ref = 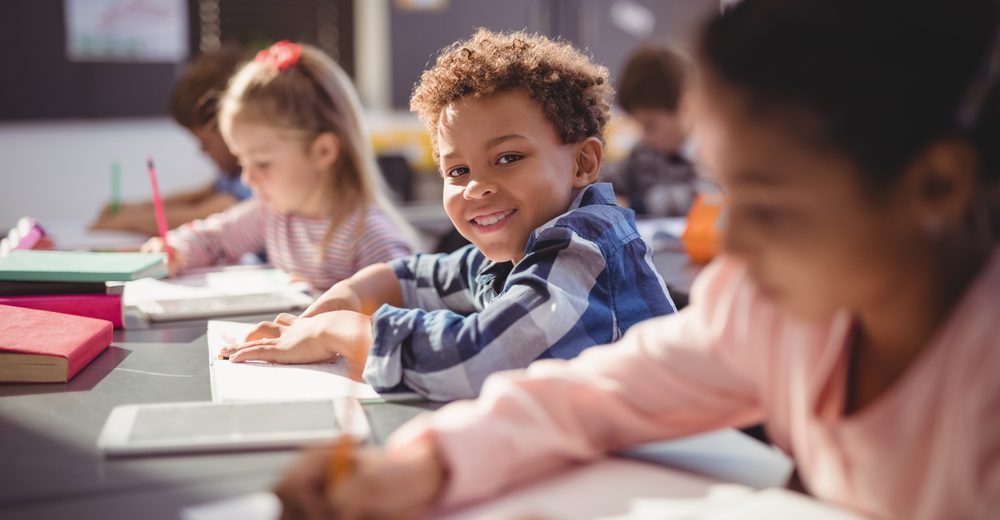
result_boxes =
[0,118,214,229]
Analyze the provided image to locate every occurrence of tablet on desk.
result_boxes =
[137,291,313,322]
[97,399,368,457]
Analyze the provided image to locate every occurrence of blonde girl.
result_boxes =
[144,41,416,291]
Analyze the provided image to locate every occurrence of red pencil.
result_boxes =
[147,158,174,258]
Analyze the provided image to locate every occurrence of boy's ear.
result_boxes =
[572,137,604,188]
[310,132,341,170]
[900,138,978,230]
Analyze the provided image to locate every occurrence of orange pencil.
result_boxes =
[327,355,358,491]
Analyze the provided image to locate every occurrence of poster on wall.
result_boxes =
[65,0,188,62]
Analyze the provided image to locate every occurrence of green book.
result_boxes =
[0,251,168,282]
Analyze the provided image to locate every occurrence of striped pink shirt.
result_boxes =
[167,199,414,291]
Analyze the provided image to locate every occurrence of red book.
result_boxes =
[0,293,123,328]
[0,304,112,383]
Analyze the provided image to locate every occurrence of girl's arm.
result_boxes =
[275,257,772,517]
[114,192,239,235]
[143,199,267,272]
[385,256,769,507]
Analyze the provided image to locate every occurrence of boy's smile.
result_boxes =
[436,89,599,264]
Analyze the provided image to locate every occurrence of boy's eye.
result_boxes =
[254,162,270,170]
[446,166,470,179]
[496,153,523,165]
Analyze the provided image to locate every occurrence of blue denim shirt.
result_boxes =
[366,182,676,400]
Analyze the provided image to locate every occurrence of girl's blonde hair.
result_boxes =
[219,43,419,256]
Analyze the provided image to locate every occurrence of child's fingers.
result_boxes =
[244,320,283,342]
[274,313,299,326]
[274,446,335,520]
[139,237,161,253]
[222,338,275,359]
[228,343,293,364]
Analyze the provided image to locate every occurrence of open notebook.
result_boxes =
[207,320,419,403]
[126,266,313,322]
[180,458,862,520]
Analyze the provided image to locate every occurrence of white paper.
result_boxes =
[440,458,715,520]
[623,428,794,489]
[177,460,859,520]
[37,219,148,251]
[208,320,398,402]
[124,265,309,306]
[604,486,864,520]
[181,492,280,520]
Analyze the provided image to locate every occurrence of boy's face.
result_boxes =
[695,79,925,322]
[632,107,687,155]
[190,125,240,176]
[436,90,597,263]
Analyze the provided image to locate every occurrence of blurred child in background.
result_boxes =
[605,44,700,217]
[92,45,251,235]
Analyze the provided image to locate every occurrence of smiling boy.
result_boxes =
[222,29,675,400]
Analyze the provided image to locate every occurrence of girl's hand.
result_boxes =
[140,237,184,275]
[274,439,446,520]
[221,311,373,379]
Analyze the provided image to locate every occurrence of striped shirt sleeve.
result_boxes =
[166,199,267,269]
[365,226,608,401]
[388,244,484,313]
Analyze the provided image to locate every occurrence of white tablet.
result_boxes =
[97,399,369,457]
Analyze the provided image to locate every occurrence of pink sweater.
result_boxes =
[167,199,413,291]
[390,249,1000,519]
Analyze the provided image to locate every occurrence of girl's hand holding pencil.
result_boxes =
[140,237,185,276]
[274,438,447,520]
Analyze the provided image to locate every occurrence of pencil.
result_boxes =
[146,158,174,259]
[110,160,121,216]
[327,355,358,490]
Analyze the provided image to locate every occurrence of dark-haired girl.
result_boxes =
[275,1,1000,518]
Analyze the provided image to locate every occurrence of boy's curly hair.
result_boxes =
[410,29,613,152]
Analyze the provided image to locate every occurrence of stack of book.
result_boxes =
[0,250,168,329]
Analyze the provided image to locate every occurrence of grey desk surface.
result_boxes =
[0,250,702,519]
[0,315,441,520]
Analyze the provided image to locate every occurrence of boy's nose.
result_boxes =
[463,178,496,199]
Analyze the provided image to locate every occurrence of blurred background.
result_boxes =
[0,0,716,232]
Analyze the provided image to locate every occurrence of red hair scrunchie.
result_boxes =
[255,41,302,71]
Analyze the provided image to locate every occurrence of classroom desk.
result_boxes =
[0,312,783,520]
[0,315,441,520]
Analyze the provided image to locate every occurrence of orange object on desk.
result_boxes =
[681,193,726,263]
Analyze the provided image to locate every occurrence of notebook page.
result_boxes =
[207,320,382,402]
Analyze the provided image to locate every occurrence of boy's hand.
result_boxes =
[140,237,184,276]
[221,311,373,379]
[244,313,299,342]
[274,439,446,520]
